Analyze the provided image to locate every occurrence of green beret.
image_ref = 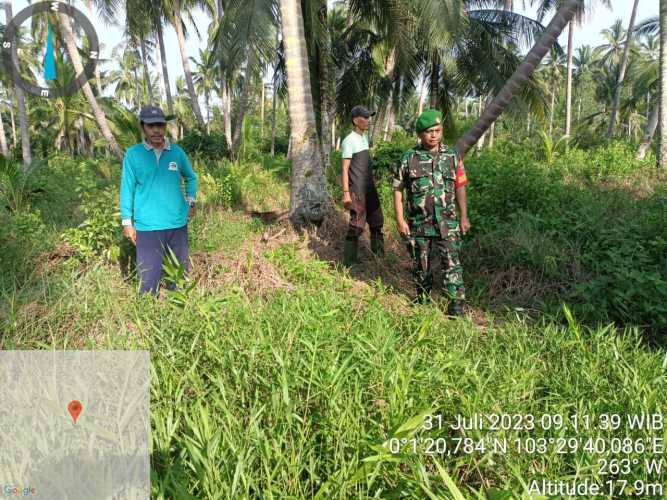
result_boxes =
[415,109,443,133]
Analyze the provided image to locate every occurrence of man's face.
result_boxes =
[142,122,167,145]
[419,125,443,149]
[353,115,370,131]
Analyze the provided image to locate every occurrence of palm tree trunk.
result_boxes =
[659,0,667,167]
[456,0,584,157]
[155,20,177,139]
[271,85,278,156]
[156,40,166,104]
[156,21,174,115]
[318,0,333,170]
[636,104,659,160]
[9,98,16,147]
[133,65,141,109]
[549,87,556,136]
[221,79,232,149]
[172,0,205,125]
[271,27,279,157]
[476,96,485,151]
[430,54,440,108]
[85,0,103,95]
[565,22,574,138]
[260,82,265,141]
[58,11,123,160]
[231,53,255,157]
[279,0,329,225]
[0,108,7,157]
[140,35,155,105]
[5,1,32,168]
[206,90,211,134]
[607,0,640,138]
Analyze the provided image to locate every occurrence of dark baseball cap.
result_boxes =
[139,105,175,124]
[351,105,376,119]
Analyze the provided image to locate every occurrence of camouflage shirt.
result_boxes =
[392,144,468,237]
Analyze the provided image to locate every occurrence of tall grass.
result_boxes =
[1,143,666,497]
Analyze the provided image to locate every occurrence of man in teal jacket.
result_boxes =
[120,106,198,294]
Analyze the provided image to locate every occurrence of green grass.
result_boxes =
[1,144,666,498]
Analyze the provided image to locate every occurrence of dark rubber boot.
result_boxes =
[447,300,465,316]
[370,230,385,256]
[343,238,359,267]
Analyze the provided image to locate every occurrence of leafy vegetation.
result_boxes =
[2,140,665,496]
[0,0,665,496]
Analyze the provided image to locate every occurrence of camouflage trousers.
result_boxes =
[406,225,465,301]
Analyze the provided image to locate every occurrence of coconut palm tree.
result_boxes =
[108,43,145,109]
[279,0,329,225]
[210,0,275,155]
[599,19,626,65]
[167,0,211,126]
[192,47,219,132]
[531,0,610,139]
[4,1,32,168]
[57,9,124,159]
[456,0,585,156]
[607,0,640,138]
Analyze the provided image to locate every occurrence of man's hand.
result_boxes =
[397,219,410,237]
[460,216,471,235]
[342,191,352,210]
[123,225,137,245]
[189,206,195,219]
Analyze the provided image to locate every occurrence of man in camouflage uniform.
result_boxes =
[392,109,470,315]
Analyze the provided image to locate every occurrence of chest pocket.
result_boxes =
[408,156,433,194]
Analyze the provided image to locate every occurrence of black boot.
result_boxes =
[343,238,359,267]
[370,230,384,257]
[447,300,465,316]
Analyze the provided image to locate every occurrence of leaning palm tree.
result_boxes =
[456,0,585,156]
[57,9,124,159]
[4,1,32,168]
[279,0,329,225]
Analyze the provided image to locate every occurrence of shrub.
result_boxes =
[463,143,667,332]
[179,129,229,160]
[62,187,121,262]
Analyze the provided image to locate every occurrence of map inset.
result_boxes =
[0,351,150,499]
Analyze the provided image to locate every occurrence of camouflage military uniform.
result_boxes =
[392,144,468,300]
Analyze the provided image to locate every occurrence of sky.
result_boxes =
[3,0,659,105]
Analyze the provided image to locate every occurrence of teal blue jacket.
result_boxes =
[120,140,198,231]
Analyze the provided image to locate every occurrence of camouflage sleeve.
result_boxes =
[392,152,408,191]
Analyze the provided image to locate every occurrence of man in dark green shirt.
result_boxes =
[340,106,384,266]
